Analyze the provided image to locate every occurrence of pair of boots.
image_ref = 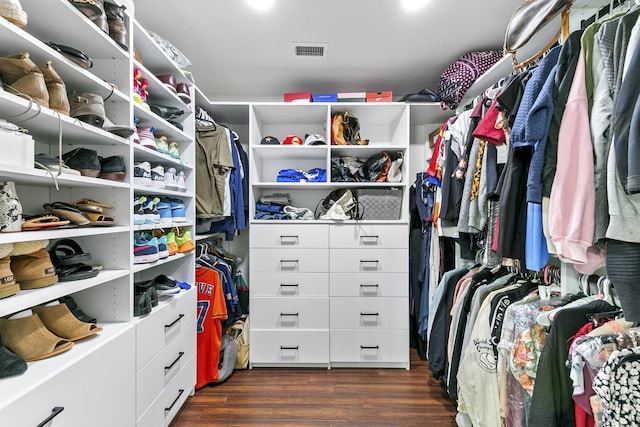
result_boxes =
[0,240,59,300]
[0,53,70,115]
[70,0,128,51]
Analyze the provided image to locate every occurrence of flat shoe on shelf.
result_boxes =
[22,214,70,230]
[72,198,113,214]
[49,238,92,266]
[84,212,115,226]
[32,303,102,342]
[55,263,99,281]
[43,202,91,226]
[0,313,73,362]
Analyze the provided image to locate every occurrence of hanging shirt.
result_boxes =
[195,266,228,389]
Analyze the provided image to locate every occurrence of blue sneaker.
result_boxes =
[156,234,169,259]
[169,198,186,222]
[133,232,159,264]
[157,198,172,225]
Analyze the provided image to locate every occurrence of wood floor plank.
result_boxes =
[170,350,457,426]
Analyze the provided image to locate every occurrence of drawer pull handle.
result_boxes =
[165,314,185,329]
[360,345,380,350]
[280,235,299,244]
[165,351,185,372]
[165,389,185,414]
[280,283,299,287]
[360,260,379,268]
[36,406,64,427]
[280,346,299,350]
[280,312,299,316]
[360,284,379,288]
[280,259,299,264]
[360,312,379,316]
[360,235,379,243]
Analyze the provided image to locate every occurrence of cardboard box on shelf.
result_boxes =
[284,92,312,102]
[366,91,393,102]
[312,93,338,102]
[337,92,366,102]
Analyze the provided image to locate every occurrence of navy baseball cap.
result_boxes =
[260,136,280,145]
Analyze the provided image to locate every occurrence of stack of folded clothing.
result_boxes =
[276,168,326,183]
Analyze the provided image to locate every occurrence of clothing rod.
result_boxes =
[580,0,629,29]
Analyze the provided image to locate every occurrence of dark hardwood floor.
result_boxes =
[170,349,457,426]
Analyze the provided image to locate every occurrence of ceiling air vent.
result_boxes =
[293,42,328,59]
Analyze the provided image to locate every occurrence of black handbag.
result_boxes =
[46,42,93,69]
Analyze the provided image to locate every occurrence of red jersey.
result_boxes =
[195,266,228,389]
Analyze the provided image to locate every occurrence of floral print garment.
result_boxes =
[592,347,640,427]
[509,298,566,395]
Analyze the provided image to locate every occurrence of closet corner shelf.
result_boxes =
[132,252,189,273]
[132,19,189,79]
[0,269,130,318]
[133,60,193,111]
[133,144,193,170]
[134,104,192,141]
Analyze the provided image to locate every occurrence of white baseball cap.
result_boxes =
[304,133,327,145]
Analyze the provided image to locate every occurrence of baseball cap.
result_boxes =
[282,135,303,145]
[260,136,280,145]
[304,133,327,145]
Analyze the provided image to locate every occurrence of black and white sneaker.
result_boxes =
[134,161,152,186]
[150,164,165,188]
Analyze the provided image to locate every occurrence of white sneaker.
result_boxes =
[150,164,165,188]
[176,171,187,192]
[165,167,179,191]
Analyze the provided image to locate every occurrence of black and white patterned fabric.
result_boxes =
[593,346,640,427]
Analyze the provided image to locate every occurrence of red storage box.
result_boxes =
[284,92,312,102]
[366,91,393,102]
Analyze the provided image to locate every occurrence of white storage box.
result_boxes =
[0,119,34,169]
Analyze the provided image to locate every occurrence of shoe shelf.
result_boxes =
[134,104,191,141]
[0,269,129,319]
[131,19,190,80]
[0,322,134,409]
[133,185,192,198]
[134,222,193,232]
[131,252,189,274]
[0,92,130,147]
[133,144,193,171]
[0,19,129,104]
[133,59,192,114]
[0,164,130,189]
[0,226,130,245]
[19,0,128,64]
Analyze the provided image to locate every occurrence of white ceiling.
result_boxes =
[132,0,616,103]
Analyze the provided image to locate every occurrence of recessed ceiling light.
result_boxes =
[401,0,429,11]
[247,0,275,10]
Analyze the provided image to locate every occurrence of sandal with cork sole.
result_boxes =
[32,304,102,342]
[84,212,115,226]
[21,214,70,231]
[72,198,113,214]
[0,314,73,362]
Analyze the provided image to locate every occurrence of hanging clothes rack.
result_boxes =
[581,0,631,28]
